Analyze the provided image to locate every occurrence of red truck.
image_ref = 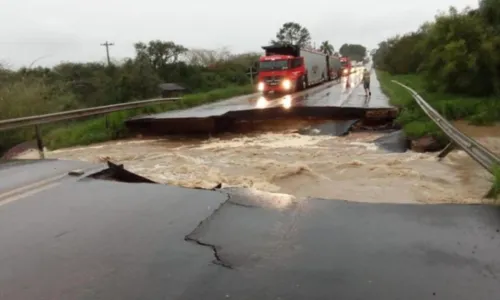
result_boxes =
[256,45,339,95]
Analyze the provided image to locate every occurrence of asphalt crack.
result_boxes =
[184,190,234,269]
[184,236,233,269]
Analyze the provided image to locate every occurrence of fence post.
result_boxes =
[34,125,45,159]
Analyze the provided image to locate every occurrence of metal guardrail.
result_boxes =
[392,80,500,198]
[0,96,180,159]
[0,96,180,131]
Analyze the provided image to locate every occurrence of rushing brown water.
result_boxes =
[447,121,500,201]
[38,121,499,204]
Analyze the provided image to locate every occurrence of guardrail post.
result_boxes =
[34,125,45,159]
[437,142,456,161]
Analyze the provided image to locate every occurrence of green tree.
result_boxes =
[479,0,500,30]
[339,44,367,61]
[419,7,500,95]
[319,41,334,55]
[271,22,312,47]
[373,5,500,97]
[133,40,188,71]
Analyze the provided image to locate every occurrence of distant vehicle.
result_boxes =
[339,56,352,76]
[256,45,339,95]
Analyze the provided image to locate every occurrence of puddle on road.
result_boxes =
[44,124,497,204]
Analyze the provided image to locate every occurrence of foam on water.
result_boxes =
[44,130,497,204]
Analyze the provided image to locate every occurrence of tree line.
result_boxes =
[373,0,500,97]
[1,42,260,118]
[270,22,368,61]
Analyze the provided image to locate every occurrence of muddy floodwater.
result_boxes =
[44,122,500,204]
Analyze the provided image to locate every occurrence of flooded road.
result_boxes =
[44,74,499,205]
[45,125,497,204]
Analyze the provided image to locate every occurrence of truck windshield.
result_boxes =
[259,60,289,71]
[341,61,348,67]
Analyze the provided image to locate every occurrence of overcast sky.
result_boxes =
[0,0,479,69]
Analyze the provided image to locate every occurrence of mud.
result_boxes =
[44,125,497,204]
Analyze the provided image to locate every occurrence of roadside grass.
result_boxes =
[377,71,500,139]
[42,85,254,149]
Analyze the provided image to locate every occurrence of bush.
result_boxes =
[377,70,500,138]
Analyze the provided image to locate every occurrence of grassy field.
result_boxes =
[42,85,254,149]
[377,71,500,140]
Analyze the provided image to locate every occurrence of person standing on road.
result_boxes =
[363,68,371,96]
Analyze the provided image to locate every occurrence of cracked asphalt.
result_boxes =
[1,160,499,300]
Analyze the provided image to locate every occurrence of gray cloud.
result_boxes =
[0,0,479,68]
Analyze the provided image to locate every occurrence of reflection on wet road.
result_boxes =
[125,67,397,135]
[339,68,390,108]
[129,67,382,122]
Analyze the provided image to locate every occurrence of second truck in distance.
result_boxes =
[256,45,342,95]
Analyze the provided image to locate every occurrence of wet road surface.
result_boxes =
[0,159,103,198]
[341,69,391,108]
[129,69,368,120]
[125,68,396,135]
[0,161,499,300]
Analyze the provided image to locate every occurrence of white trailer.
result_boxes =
[299,48,329,86]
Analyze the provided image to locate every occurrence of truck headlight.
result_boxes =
[282,79,291,90]
[257,82,264,91]
[343,69,348,74]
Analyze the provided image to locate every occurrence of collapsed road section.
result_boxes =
[125,71,398,135]
[1,159,499,300]
[39,70,496,204]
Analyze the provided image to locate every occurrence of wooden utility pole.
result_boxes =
[100,41,114,66]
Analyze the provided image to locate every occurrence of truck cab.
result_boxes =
[257,46,307,95]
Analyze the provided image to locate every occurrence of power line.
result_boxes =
[100,41,114,66]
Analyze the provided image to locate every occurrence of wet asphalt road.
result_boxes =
[0,159,103,196]
[125,68,395,135]
[128,68,390,122]
[341,69,390,108]
[0,160,499,300]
